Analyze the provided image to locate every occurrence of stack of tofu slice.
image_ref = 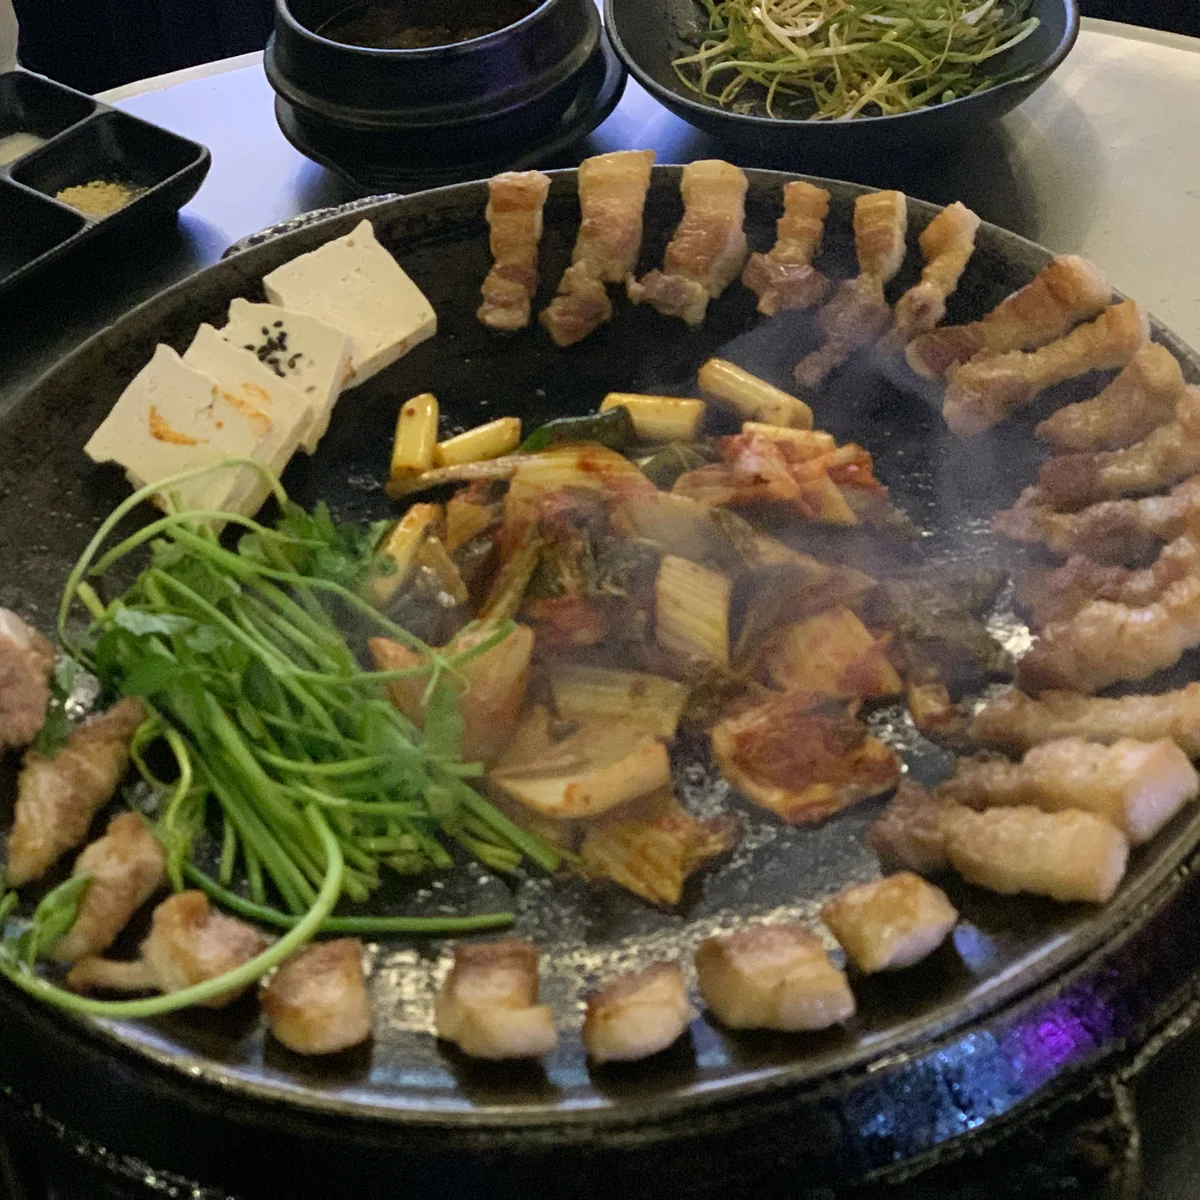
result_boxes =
[85,221,437,517]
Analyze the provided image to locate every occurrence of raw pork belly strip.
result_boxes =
[1036,341,1186,453]
[794,190,907,390]
[1016,535,1200,628]
[971,684,1200,759]
[477,171,551,332]
[540,150,655,346]
[627,159,749,326]
[994,476,1200,564]
[888,201,981,345]
[942,299,1149,436]
[905,254,1112,381]
[742,180,831,315]
[1038,386,1200,508]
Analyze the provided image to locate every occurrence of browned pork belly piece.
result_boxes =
[905,255,1112,381]
[477,170,552,332]
[539,263,613,348]
[262,938,373,1056]
[710,690,900,825]
[1018,573,1200,695]
[67,890,267,1008]
[369,623,533,767]
[434,938,557,1060]
[821,872,958,973]
[793,190,907,389]
[943,300,1150,436]
[1038,386,1200,508]
[940,737,1198,844]
[1036,341,1187,452]
[888,202,981,345]
[994,476,1200,564]
[0,609,54,752]
[1017,535,1200,628]
[942,805,1128,904]
[539,150,655,346]
[570,149,656,283]
[867,778,954,874]
[582,961,691,1063]
[695,924,855,1032]
[627,160,748,326]
[741,180,831,315]
[853,189,909,281]
[51,813,166,965]
[6,696,146,888]
[971,684,1200,759]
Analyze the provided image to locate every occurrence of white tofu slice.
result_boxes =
[261,220,436,388]
[183,324,314,512]
[222,298,352,451]
[84,345,274,516]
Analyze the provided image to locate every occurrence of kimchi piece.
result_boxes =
[710,690,899,824]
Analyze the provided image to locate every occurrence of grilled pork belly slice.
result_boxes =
[821,872,958,973]
[742,180,831,315]
[1018,573,1200,695]
[1036,341,1186,452]
[627,160,748,326]
[1039,386,1200,508]
[0,609,54,752]
[943,300,1149,436]
[867,779,954,874]
[889,202,981,345]
[539,150,655,345]
[1017,535,1200,628]
[262,939,373,1056]
[993,476,1200,564]
[434,938,557,1060]
[6,697,145,888]
[940,737,1198,844]
[67,891,267,1007]
[571,150,656,283]
[52,813,166,965]
[369,624,534,767]
[477,170,551,332]
[794,191,907,390]
[971,684,1200,758]
[942,806,1128,904]
[583,962,690,1063]
[906,255,1112,381]
[710,690,900,825]
[695,924,855,1032]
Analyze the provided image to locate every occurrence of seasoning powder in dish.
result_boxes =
[55,179,145,217]
[0,131,45,166]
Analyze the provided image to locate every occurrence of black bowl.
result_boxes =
[265,0,612,180]
[605,0,1079,161]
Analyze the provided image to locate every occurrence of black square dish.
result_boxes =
[0,181,86,275]
[0,69,211,297]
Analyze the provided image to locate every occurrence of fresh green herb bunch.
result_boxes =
[673,0,1040,119]
[0,461,560,1018]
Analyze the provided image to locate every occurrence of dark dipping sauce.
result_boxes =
[317,0,539,48]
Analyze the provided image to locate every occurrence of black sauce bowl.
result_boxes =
[605,0,1079,162]
[265,0,605,180]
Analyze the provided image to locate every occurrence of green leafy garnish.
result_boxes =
[672,0,1040,120]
